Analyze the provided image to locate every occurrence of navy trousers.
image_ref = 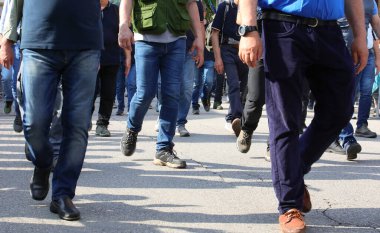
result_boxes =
[262,19,355,213]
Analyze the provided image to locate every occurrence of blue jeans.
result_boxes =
[127,64,137,112]
[1,43,22,117]
[339,50,375,146]
[177,52,197,126]
[128,39,185,151]
[192,60,215,108]
[1,65,13,102]
[115,62,127,112]
[22,49,100,200]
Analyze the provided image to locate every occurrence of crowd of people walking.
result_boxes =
[0,0,379,232]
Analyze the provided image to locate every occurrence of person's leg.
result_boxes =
[22,49,61,169]
[221,46,243,122]
[177,52,196,128]
[191,60,202,112]
[126,64,136,112]
[12,43,22,120]
[241,60,265,134]
[52,49,100,199]
[97,65,119,126]
[1,66,13,113]
[156,38,186,151]
[201,60,215,103]
[355,51,377,137]
[213,73,224,109]
[127,41,160,133]
[115,62,126,114]
[49,82,63,169]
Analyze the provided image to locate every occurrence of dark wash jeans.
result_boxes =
[262,19,355,213]
[22,49,100,200]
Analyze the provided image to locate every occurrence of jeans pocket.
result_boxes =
[263,20,296,37]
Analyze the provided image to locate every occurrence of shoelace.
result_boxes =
[284,210,304,223]
[240,132,250,145]
[126,131,137,144]
[15,117,22,125]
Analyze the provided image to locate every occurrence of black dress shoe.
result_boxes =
[30,166,51,200]
[50,196,80,221]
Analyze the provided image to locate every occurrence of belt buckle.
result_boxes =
[308,18,318,27]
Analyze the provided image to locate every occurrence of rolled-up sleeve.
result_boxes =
[2,0,23,42]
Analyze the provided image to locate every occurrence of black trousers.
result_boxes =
[241,59,265,134]
[92,65,120,126]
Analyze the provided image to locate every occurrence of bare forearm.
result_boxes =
[119,0,132,27]
[236,0,257,26]
[345,0,366,39]
[187,1,202,39]
[211,30,221,60]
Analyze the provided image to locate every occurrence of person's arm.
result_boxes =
[187,0,204,68]
[211,29,223,74]
[373,39,380,75]
[236,0,261,67]
[0,0,23,69]
[125,49,131,76]
[118,0,134,50]
[345,0,368,74]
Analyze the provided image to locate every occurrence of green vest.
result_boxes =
[132,0,191,36]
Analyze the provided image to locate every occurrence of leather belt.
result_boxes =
[262,11,337,27]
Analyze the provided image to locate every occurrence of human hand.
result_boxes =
[190,37,204,68]
[118,23,134,51]
[0,39,15,69]
[238,32,262,67]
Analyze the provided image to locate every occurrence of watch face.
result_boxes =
[238,26,245,36]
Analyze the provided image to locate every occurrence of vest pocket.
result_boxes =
[168,1,190,34]
[134,4,158,31]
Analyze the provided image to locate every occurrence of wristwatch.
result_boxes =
[238,25,258,36]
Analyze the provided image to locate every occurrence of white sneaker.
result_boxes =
[176,125,190,137]
[225,122,233,134]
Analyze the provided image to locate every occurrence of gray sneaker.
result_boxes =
[13,115,23,133]
[236,130,252,153]
[120,128,138,156]
[344,140,361,161]
[355,124,377,138]
[153,148,186,169]
[95,125,111,137]
[176,125,190,137]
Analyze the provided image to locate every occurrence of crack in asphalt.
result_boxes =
[320,199,380,230]
[190,159,267,184]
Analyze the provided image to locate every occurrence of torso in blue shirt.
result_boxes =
[258,0,345,20]
[21,0,103,50]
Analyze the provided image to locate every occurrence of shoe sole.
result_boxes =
[95,133,111,137]
[354,133,377,138]
[231,119,241,137]
[50,202,80,221]
[236,138,250,153]
[346,144,361,161]
[153,159,186,169]
[325,148,345,155]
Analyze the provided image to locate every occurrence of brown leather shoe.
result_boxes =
[302,185,312,213]
[279,209,306,233]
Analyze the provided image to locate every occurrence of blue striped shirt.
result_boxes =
[258,0,345,20]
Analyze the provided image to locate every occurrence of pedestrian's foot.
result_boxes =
[116,110,124,116]
[50,196,80,221]
[225,121,233,133]
[154,148,186,169]
[202,98,210,112]
[302,185,312,213]
[236,130,252,153]
[30,166,51,201]
[344,140,361,161]
[355,124,377,138]
[95,125,111,137]
[213,101,223,110]
[279,209,306,233]
[4,101,12,114]
[13,115,23,133]
[120,128,138,156]
[265,142,271,162]
[231,118,241,137]
[192,107,200,115]
[325,139,345,155]
[176,125,190,137]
